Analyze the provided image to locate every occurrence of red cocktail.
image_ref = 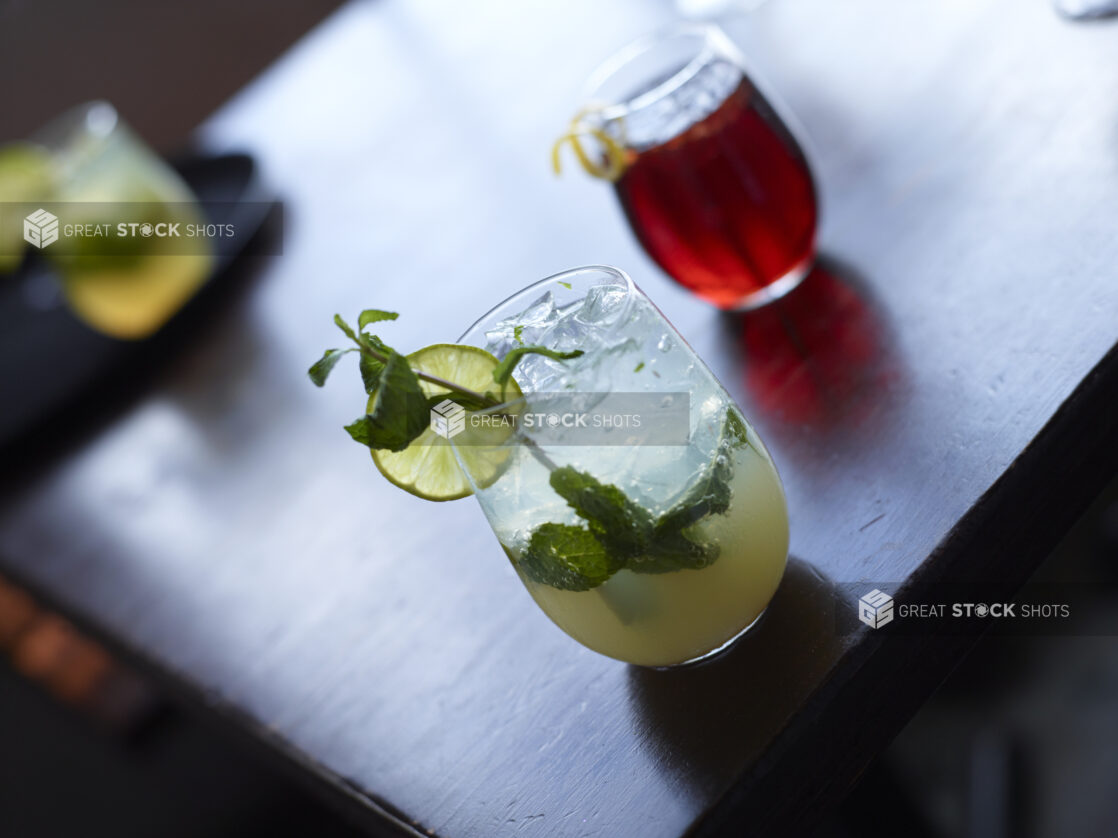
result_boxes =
[558,25,817,310]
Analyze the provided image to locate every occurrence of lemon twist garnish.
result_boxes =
[551,109,629,182]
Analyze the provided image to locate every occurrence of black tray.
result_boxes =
[0,151,275,450]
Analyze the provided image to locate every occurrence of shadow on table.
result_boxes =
[626,558,847,801]
[721,256,905,447]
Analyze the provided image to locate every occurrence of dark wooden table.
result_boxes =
[3,0,1118,835]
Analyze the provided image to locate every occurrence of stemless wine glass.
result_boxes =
[451,266,789,667]
[33,101,214,339]
[1053,0,1118,19]
[560,25,818,311]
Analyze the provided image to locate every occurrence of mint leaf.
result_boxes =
[549,467,653,559]
[325,311,401,393]
[308,348,354,387]
[724,407,751,449]
[357,333,395,393]
[517,523,621,591]
[654,454,733,534]
[493,345,583,387]
[360,352,384,394]
[344,351,428,451]
[513,324,525,345]
[334,313,358,342]
[657,409,745,531]
[629,409,744,575]
[635,529,719,573]
[525,409,750,586]
[522,440,737,589]
[343,415,375,446]
[359,309,398,329]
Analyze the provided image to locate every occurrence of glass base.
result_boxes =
[645,605,770,670]
[1053,0,1118,20]
[727,254,813,312]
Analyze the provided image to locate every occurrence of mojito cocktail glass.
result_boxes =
[453,266,788,666]
[34,101,214,339]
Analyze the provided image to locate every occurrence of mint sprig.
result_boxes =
[308,348,355,387]
[343,350,428,451]
[310,311,582,456]
[515,410,748,590]
[358,333,394,393]
[549,467,654,559]
[651,450,732,535]
[311,311,495,451]
[358,309,399,329]
[636,530,719,574]
[492,345,583,388]
[519,523,623,592]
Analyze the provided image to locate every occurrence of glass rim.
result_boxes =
[583,23,738,123]
[31,100,121,151]
[457,264,636,344]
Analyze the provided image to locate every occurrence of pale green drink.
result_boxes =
[455,266,788,667]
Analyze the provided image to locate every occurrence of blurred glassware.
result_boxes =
[32,102,214,339]
[0,143,56,274]
[554,24,817,311]
[675,0,771,20]
[1053,0,1118,19]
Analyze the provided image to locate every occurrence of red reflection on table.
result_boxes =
[735,263,897,430]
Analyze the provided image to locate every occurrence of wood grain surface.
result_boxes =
[2,0,1117,835]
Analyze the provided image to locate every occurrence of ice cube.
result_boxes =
[609,58,741,150]
[575,284,628,327]
[485,291,558,357]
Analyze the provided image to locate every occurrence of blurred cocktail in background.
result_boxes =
[32,102,214,339]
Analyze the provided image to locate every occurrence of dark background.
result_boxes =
[0,0,342,149]
[0,2,364,836]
